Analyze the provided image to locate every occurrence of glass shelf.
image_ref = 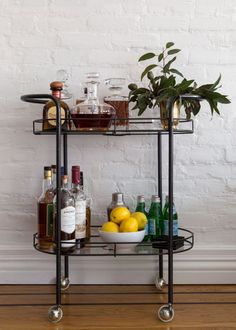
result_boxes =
[32,117,194,136]
[33,227,194,257]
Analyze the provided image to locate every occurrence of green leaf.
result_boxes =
[128,83,138,91]
[167,49,181,55]
[169,68,184,78]
[138,52,156,62]
[166,42,174,48]
[162,57,176,73]
[211,74,221,90]
[141,64,157,80]
[158,52,164,62]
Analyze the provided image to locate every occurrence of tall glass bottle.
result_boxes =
[71,166,86,248]
[147,195,161,241]
[38,167,54,250]
[107,192,128,221]
[135,195,148,241]
[80,171,91,242]
[53,175,76,250]
[43,81,70,131]
[70,73,115,131]
[162,196,178,236]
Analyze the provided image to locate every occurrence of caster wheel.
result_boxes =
[158,305,174,323]
[155,276,166,291]
[48,305,63,323]
[61,276,70,291]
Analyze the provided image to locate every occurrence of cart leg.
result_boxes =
[61,256,70,291]
[158,97,176,322]
[155,251,166,291]
[49,98,63,323]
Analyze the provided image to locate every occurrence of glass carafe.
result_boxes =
[70,73,115,131]
[104,78,129,128]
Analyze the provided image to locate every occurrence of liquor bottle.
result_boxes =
[43,81,70,131]
[147,195,161,241]
[135,195,148,241]
[104,78,129,128]
[162,196,178,236]
[70,73,115,131]
[38,167,54,250]
[107,192,128,221]
[53,175,76,250]
[71,166,86,248]
[79,171,91,241]
[51,165,57,191]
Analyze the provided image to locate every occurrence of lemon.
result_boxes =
[101,222,119,233]
[131,212,147,230]
[120,217,138,232]
[110,206,131,224]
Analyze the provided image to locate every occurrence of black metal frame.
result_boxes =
[21,93,201,321]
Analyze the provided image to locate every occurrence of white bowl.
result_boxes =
[98,229,145,251]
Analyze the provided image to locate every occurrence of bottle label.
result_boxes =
[47,106,65,127]
[46,203,53,236]
[163,219,178,236]
[149,218,156,235]
[75,200,86,239]
[61,206,75,234]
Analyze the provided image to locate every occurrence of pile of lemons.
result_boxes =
[101,206,147,233]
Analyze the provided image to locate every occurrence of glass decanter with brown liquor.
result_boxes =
[70,73,115,131]
[104,78,129,129]
[43,81,70,131]
[38,167,54,250]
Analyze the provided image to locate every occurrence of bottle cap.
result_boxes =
[151,195,160,202]
[50,81,63,90]
[72,165,80,184]
[44,166,52,178]
[60,166,64,176]
[112,192,124,204]
[137,195,145,203]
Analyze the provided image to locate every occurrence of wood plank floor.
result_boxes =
[0,284,236,329]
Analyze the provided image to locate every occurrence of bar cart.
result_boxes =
[21,93,200,323]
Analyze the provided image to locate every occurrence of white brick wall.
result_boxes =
[0,0,235,283]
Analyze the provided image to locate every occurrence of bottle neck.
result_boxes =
[43,177,52,193]
[86,81,99,101]
[52,89,61,99]
[71,182,81,190]
[62,179,68,189]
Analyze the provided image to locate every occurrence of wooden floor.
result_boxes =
[0,285,236,329]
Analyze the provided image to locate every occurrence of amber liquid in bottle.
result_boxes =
[43,81,70,131]
[38,167,54,250]
[104,99,129,127]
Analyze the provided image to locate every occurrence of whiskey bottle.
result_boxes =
[71,166,86,248]
[38,167,54,250]
[53,175,76,250]
[43,81,70,131]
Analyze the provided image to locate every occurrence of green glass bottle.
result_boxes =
[162,195,178,236]
[147,195,161,241]
[135,195,148,241]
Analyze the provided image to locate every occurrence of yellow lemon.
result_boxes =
[120,217,139,232]
[131,212,147,230]
[101,222,119,233]
[110,206,131,224]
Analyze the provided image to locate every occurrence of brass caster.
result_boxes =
[155,276,166,291]
[61,276,70,291]
[158,304,174,322]
[48,305,63,323]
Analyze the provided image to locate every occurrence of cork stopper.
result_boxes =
[50,81,63,91]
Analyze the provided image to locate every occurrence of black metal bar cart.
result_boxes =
[21,93,200,323]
